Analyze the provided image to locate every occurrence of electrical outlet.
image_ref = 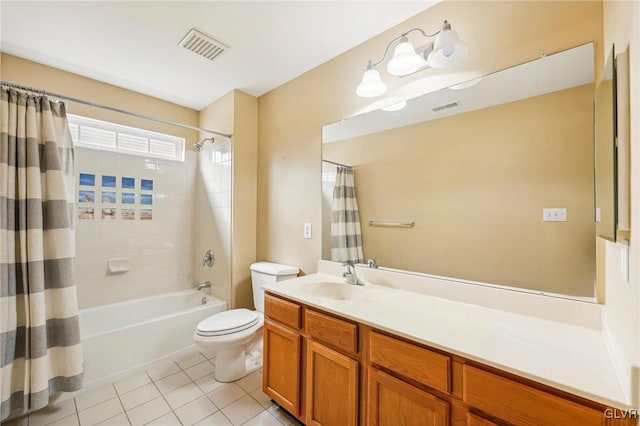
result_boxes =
[303,223,312,239]
[543,208,567,222]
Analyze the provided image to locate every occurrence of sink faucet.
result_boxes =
[343,264,365,286]
[196,281,211,291]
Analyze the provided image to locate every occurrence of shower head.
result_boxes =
[194,137,215,151]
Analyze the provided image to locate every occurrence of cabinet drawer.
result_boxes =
[305,309,358,355]
[264,293,301,330]
[370,331,450,394]
[463,365,604,426]
[467,412,498,426]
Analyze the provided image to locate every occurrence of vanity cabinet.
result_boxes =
[263,292,634,426]
[263,294,303,416]
[306,340,359,426]
[369,367,449,426]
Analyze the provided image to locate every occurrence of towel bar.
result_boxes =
[368,221,415,228]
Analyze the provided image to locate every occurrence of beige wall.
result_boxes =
[602,0,640,407]
[257,1,603,275]
[199,90,258,309]
[324,85,595,296]
[1,54,199,143]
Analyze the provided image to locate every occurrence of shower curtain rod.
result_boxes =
[322,159,353,169]
[0,80,233,139]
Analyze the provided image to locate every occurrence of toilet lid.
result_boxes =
[196,309,259,336]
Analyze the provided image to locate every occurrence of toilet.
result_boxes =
[193,261,299,382]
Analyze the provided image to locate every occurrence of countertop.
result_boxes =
[263,272,631,409]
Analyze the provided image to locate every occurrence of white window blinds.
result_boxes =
[68,115,185,161]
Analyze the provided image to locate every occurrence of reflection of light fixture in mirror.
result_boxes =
[356,20,468,98]
[449,77,482,90]
[381,101,407,112]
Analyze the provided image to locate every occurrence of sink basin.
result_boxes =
[301,282,366,301]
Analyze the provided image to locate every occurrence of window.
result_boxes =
[68,115,185,162]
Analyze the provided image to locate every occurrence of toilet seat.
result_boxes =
[196,309,259,337]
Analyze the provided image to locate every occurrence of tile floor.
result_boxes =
[2,350,302,426]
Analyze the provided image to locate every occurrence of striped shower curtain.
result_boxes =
[0,87,83,421]
[331,166,364,264]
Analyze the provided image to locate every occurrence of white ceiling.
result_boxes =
[0,1,436,110]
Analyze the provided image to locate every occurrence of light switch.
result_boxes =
[543,208,567,222]
[303,223,312,239]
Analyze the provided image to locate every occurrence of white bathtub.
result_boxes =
[80,290,226,385]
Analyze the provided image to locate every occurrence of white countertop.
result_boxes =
[263,272,631,409]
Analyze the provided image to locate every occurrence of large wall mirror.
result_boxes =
[321,42,602,300]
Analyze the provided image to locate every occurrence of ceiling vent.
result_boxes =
[432,101,460,112]
[179,29,229,62]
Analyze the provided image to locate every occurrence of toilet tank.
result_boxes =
[250,262,299,312]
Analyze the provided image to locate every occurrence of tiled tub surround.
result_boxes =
[262,260,633,410]
[3,350,301,426]
[80,291,226,386]
[195,140,232,303]
[74,148,198,309]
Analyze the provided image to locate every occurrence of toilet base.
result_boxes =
[214,332,263,382]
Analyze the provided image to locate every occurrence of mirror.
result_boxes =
[322,43,599,299]
[594,47,617,241]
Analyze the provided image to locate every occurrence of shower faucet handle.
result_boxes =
[202,250,215,267]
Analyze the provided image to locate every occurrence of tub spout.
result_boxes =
[196,281,211,290]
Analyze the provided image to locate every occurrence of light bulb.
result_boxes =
[356,68,387,97]
[428,24,468,68]
[387,40,423,76]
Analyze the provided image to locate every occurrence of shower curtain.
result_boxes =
[0,87,83,421]
[331,166,364,264]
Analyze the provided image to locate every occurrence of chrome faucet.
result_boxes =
[367,258,378,269]
[196,281,211,291]
[343,263,365,286]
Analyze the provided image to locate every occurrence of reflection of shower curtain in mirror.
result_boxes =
[331,166,364,264]
[0,87,83,421]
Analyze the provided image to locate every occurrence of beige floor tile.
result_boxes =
[47,413,80,426]
[194,411,232,426]
[78,398,123,426]
[146,360,181,381]
[154,371,192,394]
[119,383,161,411]
[235,371,262,393]
[199,351,217,361]
[220,395,263,425]
[175,352,207,370]
[195,374,225,394]
[248,389,274,409]
[184,361,215,381]
[206,383,246,409]
[164,382,204,410]
[267,406,299,426]
[76,384,118,411]
[174,396,218,426]
[241,411,283,426]
[125,396,170,426]
[95,413,130,426]
[114,372,152,395]
[145,412,181,426]
[28,398,77,426]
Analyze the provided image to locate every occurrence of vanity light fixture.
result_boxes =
[356,20,468,98]
[381,100,408,112]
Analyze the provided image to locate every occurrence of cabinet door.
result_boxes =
[306,340,359,426]
[369,368,449,426]
[263,321,301,416]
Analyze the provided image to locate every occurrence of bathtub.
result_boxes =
[80,290,226,385]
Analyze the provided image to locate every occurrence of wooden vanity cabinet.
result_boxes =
[263,292,634,426]
[263,294,303,416]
